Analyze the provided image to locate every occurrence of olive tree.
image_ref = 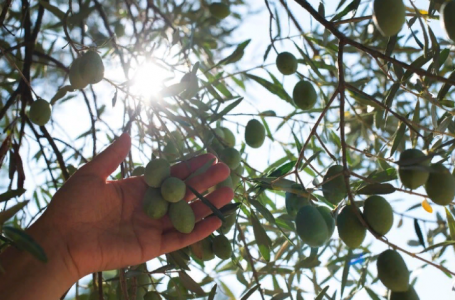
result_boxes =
[1,0,455,299]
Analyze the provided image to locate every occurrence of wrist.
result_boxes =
[0,217,79,300]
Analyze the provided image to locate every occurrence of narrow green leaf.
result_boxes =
[218,40,251,65]
[414,219,425,248]
[445,208,455,241]
[187,185,224,222]
[357,183,396,195]
[38,0,65,20]
[271,293,290,300]
[411,100,420,148]
[178,271,205,296]
[250,211,271,261]
[0,188,26,203]
[267,160,296,178]
[209,98,243,123]
[330,0,361,21]
[250,199,294,245]
[315,286,329,300]
[390,122,406,157]
[384,83,400,109]
[185,158,216,181]
[0,201,29,225]
[341,250,352,297]
[402,54,433,82]
[292,131,302,154]
[2,226,47,262]
[364,287,381,300]
[208,284,217,300]
[246,74,292,103]
[385,35,398,58]
[437,70,455,101]
[299,150,323,171]
[50,85,73,105]
[240,284,260,300]
[418,241,455,253]
[293,42,324,79]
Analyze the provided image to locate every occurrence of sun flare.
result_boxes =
[130,62,172,100]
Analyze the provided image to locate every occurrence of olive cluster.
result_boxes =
[28,51,105,127]
[275,52,318,111]
[398,149,455,206]
[373,0,455,46]
[141,158,195,234]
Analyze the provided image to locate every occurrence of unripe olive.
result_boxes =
[441,1,455,41]
[209,2,230,19]
[377,249,410,292]
[69,57,89,89]
[322,165,347,205]
[389,286,419,300]
[425,163,455,205]
[212,235,232,259]
[276,52,298,75]
[285,192,310,217]
[165,130,185,152]
[398,149,430,190]
[245,119,266,148]
[363,195,394,236]
[79,51,105,84]
[219,147,241,170]
[293,80,317,110]
[221,127,236,147]
[190,237,215,261]
[144,158,170,188]
[210,127,226,152]
[132,166,145,176]
[337,205,366,248]
[372,0,405,37]
[169,200,195,233]
[295,205,332,247]
[218,212,236,234]
[161,177,186,203]
[67,164,77,176]
[29,99,52,126]
[231,164,244,185]
[216,175,233,189]
[163,141,180,161]
[317,206,335,238]
[143,188,169,219]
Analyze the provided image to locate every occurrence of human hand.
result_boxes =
[0,133,233,300]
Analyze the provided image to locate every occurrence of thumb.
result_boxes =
[83,133,131,179]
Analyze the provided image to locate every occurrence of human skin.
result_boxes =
[0,133,233,300]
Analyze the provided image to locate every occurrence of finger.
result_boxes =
[80,133,131,179]
[160,187,233,230]
[159,216,222,255]
[170,153,218,180]
[183,163,230,200]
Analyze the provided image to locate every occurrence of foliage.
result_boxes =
[2,0,455,299]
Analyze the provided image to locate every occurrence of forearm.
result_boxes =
[0,218,78,300]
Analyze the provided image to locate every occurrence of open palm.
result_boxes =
[38,133,232,279]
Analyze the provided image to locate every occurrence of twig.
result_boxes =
[292,0,455,88]
[236,223,265,300]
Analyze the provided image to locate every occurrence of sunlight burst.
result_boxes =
[130,62,171,100]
